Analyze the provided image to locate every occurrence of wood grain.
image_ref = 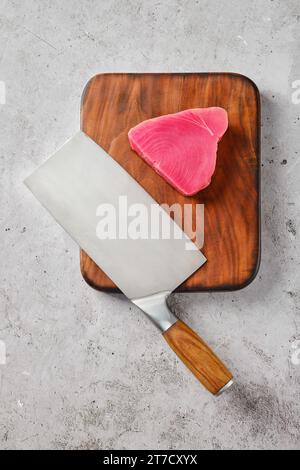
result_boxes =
[163,320,233,394]
[80,73,260,292]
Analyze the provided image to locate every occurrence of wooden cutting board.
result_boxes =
[80,73,260,292]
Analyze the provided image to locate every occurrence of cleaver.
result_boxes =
[25,131,233,395]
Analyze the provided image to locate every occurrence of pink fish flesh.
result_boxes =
[128,107,228,196]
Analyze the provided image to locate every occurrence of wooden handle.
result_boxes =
[163,320,233,395]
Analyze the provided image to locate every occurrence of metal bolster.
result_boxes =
[216,379,234,396]
[132,291,177,333]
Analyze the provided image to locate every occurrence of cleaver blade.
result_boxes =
[25,131,233,395]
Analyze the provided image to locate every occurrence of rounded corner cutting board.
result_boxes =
[79,73,260,293]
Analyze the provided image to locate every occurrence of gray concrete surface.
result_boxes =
[0,0,299,450]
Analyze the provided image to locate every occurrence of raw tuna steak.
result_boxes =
[128,107,228,196]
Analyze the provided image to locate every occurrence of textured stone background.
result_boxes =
[0,0,299,450]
